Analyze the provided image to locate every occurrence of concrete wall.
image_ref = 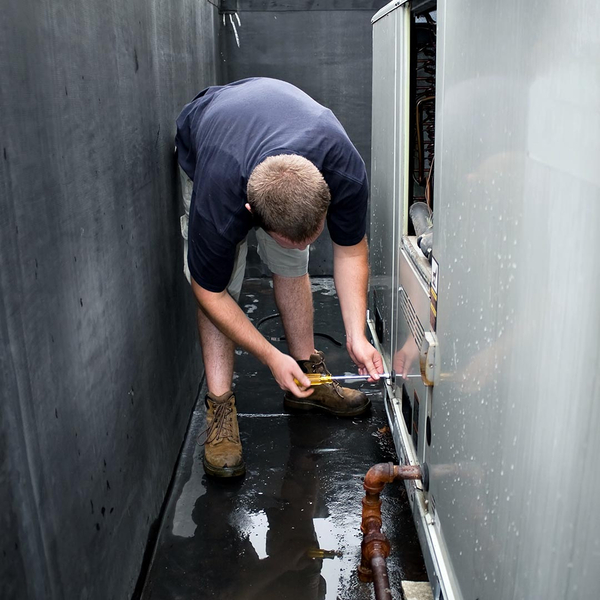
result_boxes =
[218,0,388,275]
[0,1,218,598]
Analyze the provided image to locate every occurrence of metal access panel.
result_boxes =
[370,3,454,598]
[428,1,600,599]
[369,0,411,364]
[370,1,600,599]
[396,243,431,465]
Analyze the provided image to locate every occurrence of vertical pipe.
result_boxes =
[358,463,422,597]
[371,555,393,600]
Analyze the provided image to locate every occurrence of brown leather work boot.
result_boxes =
[201,391,245,478]
[284,351,371,417]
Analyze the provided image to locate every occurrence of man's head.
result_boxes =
[246,154,331,244]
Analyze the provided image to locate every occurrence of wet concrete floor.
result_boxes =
[139,278,427,600]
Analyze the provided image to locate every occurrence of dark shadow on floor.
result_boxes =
[138,278,427,600]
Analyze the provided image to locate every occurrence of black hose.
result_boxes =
[257,312,343,346]
[417,231,433,258]
[257,312,281,329]
[274,333,343,347]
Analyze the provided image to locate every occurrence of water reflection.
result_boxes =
[232,423,328,600]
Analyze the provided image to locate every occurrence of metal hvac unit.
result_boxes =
[369,1,600,599]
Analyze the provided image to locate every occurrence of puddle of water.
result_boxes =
[171,443,206,538]
[234,507,363,599]
[310,277,338,296]
[246,510,269,560]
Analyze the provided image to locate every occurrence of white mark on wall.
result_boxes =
[229,13,241,48]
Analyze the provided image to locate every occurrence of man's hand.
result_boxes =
[347,337,384,382]
[266,349,314,399]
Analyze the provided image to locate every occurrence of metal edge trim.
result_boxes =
[367,317,463,600]
[371,0,410,25]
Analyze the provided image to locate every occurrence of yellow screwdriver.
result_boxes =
[306,547,343,559]
[294,372,392,388]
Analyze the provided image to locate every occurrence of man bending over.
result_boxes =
[176,77,383,478]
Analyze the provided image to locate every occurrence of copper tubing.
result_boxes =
[358,462,422,600]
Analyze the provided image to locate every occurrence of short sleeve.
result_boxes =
[325,172,369,246]
[188,214,237,292]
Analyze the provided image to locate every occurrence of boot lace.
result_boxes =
[199,399,239,446]
[311,354,344,398]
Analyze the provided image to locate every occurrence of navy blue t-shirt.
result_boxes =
[175,77,368,292]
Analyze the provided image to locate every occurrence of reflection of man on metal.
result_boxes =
[176,78,383,478]
[393,335,420,381]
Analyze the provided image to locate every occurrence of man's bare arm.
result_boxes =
[192,280,312,396]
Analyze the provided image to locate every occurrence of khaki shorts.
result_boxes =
[179,167,309,301]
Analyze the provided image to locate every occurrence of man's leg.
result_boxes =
[196,240,248,478]
[272,271,370,416]
[199,316,244,478]
[178,164,245,394]
[256,228,370,416]
[273,273,315,361]
[178,167,246,476]
[197,307,236,396]
[197,238,248,395]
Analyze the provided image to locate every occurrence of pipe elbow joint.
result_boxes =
[363,462,396,494]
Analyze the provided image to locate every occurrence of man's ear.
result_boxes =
[245,203,252,213]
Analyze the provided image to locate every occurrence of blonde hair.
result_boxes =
[247,155,330,242]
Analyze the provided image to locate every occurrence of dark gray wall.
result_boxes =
[218,0,387,275]
[0,1,218,599]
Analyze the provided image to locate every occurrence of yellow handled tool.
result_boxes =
[306,547,343,559]
[294,372,392,388]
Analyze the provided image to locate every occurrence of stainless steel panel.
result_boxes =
[371,7,450,597]
[396,247,431,464]
[392,4,412,353]
[429,1,600,599]
[370,8,399,362]
[368,319,459,600]
[370,1,411,364]
[372,0,410,25]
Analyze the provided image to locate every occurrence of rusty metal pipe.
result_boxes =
[358,462,422,599]
[371,555,392,599]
